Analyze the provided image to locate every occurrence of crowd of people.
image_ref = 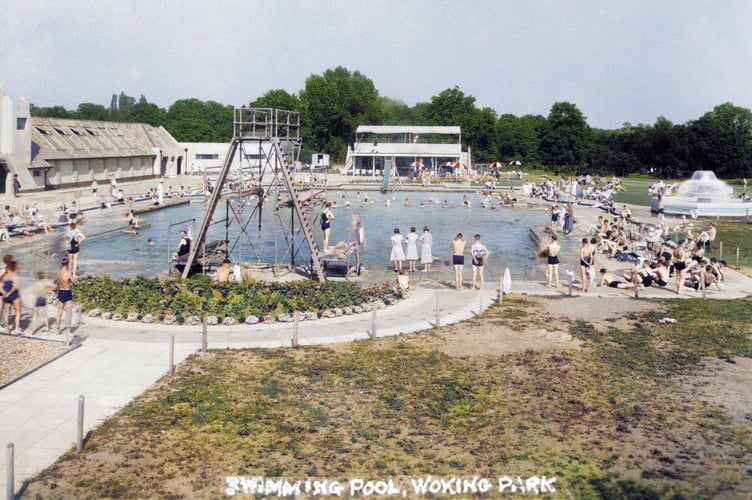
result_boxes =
[539,202,728,296]
[0,203,53,241]
[521,174,624,208]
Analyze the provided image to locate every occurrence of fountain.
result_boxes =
[652,170,751,217]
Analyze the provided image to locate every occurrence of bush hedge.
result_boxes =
[74,274,395,321]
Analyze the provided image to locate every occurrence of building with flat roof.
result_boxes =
[344,125,470,177]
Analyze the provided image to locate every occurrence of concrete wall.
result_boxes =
[0,86,33,193]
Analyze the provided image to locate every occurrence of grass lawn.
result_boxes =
[22,295,752,498]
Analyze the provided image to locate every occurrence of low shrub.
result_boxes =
[74,275,390,322]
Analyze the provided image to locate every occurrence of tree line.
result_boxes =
[30,66,752,179]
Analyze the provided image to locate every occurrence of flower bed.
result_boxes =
[76,275,400,325]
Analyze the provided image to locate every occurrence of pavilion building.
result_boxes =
[344,125,470,178]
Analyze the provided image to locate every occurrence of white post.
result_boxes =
[201,317,208,353]
[76,395,85,452]
[292,312,299,347]
[64,303,72,345]
[478,290,483,312]
[370,309,377,339]
[499,277,503,304]
[434,295,440,328]
[6,443,14,500]
[719,241,723,260]
[700,268,706,299]
[736,247,740,270]
[169,335,175,377]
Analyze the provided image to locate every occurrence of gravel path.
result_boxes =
[0,334,73,387]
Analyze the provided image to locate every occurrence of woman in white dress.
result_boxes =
[405,226,419,272]
[389,228,405,271]
[419,226,433,272]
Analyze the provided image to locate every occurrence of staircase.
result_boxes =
[272,140,325,282]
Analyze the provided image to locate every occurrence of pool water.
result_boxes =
[40,191,581,286]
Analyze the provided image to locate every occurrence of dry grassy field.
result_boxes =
[19,294,752,498]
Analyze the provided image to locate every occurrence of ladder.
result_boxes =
[272,139,325,282]
[181,138,239,278]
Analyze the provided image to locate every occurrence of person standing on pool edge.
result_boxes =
[451,233,466,290]
[67,222,85,277]
[419,226,433,272]
[470,234,489,290]
[546,234,561,287]
[389,227,405,272]
[55,257,76,335]
[321,201,334,250]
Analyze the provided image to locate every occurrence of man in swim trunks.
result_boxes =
[672,240,688,294]
[546,234,560,287]
[55,257,76,334]
[451,233,466,290]
[597,268,633,289]
[653,258,670,287]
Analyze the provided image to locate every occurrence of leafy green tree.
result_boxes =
[248,89,301,113]
[122,100,168,126]
[496,113,546,166]
[687,102,752,178]
[646,117,689,178]
[165,98,233,142]
[73,102,109,121]
[425,86,475,123]
[29,104,72,118]
[539,101,592,172]
[590,127,640,177]
[380,96,421,125]
[299,66,382,160]
[425,86,497,162]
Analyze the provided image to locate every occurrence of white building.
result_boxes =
[0,85,32,194]
[344,125,470,177]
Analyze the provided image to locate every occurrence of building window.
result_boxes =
[35,127,48,135]
[54,127,66,135]
[71,128,83,136]
[16,118,27,130]
[195,154,220,160]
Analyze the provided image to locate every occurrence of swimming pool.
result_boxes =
[28,191,579,286]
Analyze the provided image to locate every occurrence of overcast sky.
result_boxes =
[1,0,750,129]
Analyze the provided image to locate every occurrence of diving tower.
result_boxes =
[179,108,326,281]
